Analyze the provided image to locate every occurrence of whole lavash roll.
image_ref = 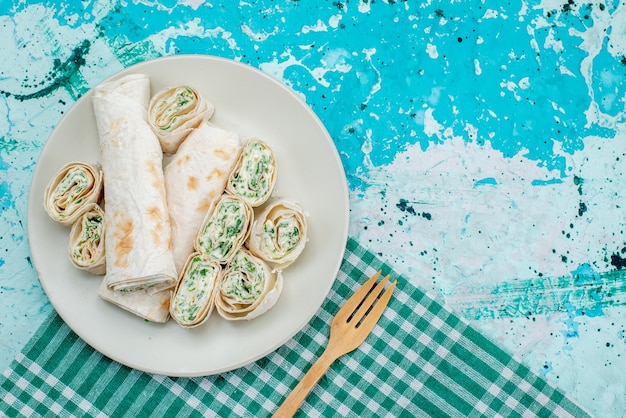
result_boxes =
[68,203,106,275]
[44,162,103,226]
[215,248,283,321]
[148,85,214,154]
[92,73,177,294]
[246,198,308,271]
[164,122,241,274]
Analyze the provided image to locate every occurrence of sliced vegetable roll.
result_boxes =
[195,194,253,264]
[225,138,277,207]
[164,122,242,274]
[68,203,106,275]
[170,252,222,328]
[44,162,103,226]
[93,73,177,294]
[247,199,308,271]
[148,85,214,154]
[215,248,283,321]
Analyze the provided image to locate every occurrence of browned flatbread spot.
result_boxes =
[113,216,134,268]
[160,294,171,311]
[213,148,230,159]
[187,176,199,190]
[147,206,166,247]
[206,168,225,182]
[145,160,162,189]
[196,193,217,214]
[175,153,192,166]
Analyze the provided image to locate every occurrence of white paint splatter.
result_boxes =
[426,43,438,59]
[518,76,530,89]
[422,107,443,139]
[482,9,500,19]
[301,19,327,34]
[328,14,342,29]
[183,0,207,10]
[241,23,278,42]
[474,58,482,76]
[358,0,371,14]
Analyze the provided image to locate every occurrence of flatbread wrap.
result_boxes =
[215,248,283,321]
[92,73,177,294]
[68,203,106,275]
[170,252,222,328]
[195,194,253,264]
[246,198,308,271]
[44,161,103,226]
[164,122,241,274]
[98,280,172,323]
[148,85,214,154]
[225,138,276,207]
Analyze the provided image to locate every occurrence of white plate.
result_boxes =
[27,55,349,376]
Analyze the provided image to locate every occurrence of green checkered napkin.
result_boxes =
[1,238,590,417]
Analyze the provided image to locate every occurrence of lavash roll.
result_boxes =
[68,203,106,275]
[44,162,103,226]
[170,252,222,328]
[215,248,283,321]
[98,280,172,323]
[164,122,242,274]
[247,199,308,271]
[93,73,177,294]
[195,194,253,265]
[148,85,214,154]
[225,138,276,207]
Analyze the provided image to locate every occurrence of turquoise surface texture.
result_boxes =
[0,1,624,417]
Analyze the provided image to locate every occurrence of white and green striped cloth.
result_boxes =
[1,238,590,417]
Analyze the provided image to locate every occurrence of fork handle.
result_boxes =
[273,349,338,417]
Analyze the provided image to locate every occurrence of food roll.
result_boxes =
[98,280,172,323]
[44,162,103,226]
[68,203,106,275]
[195,194,253,264]
[246,199,308,271]
[170,252,222,328]
[215,248,283,321]
[92,73,177,294]
[225,138,276,207]
[164,122,241,274]
[148,85,214,154]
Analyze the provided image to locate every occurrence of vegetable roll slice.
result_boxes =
[247,199,308,270]
[195,194,253,264]
[170,252,222,328]
[164,122,242,274]
[68,203,106,275]
[44,162,103,226]
[148,85,214,154]
[225,138,277,207]
[215,248,283,321]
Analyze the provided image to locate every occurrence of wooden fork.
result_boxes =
[273,271,396,417]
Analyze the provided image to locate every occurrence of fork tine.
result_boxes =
[356,280,396,332]
[350,274,389,325]
[336,270,381,321]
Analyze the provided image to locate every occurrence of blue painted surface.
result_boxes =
[0,1,625,415]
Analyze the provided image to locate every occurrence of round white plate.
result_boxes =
[27,55,349,377]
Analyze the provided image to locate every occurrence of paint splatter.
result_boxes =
[0,40,91,101]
